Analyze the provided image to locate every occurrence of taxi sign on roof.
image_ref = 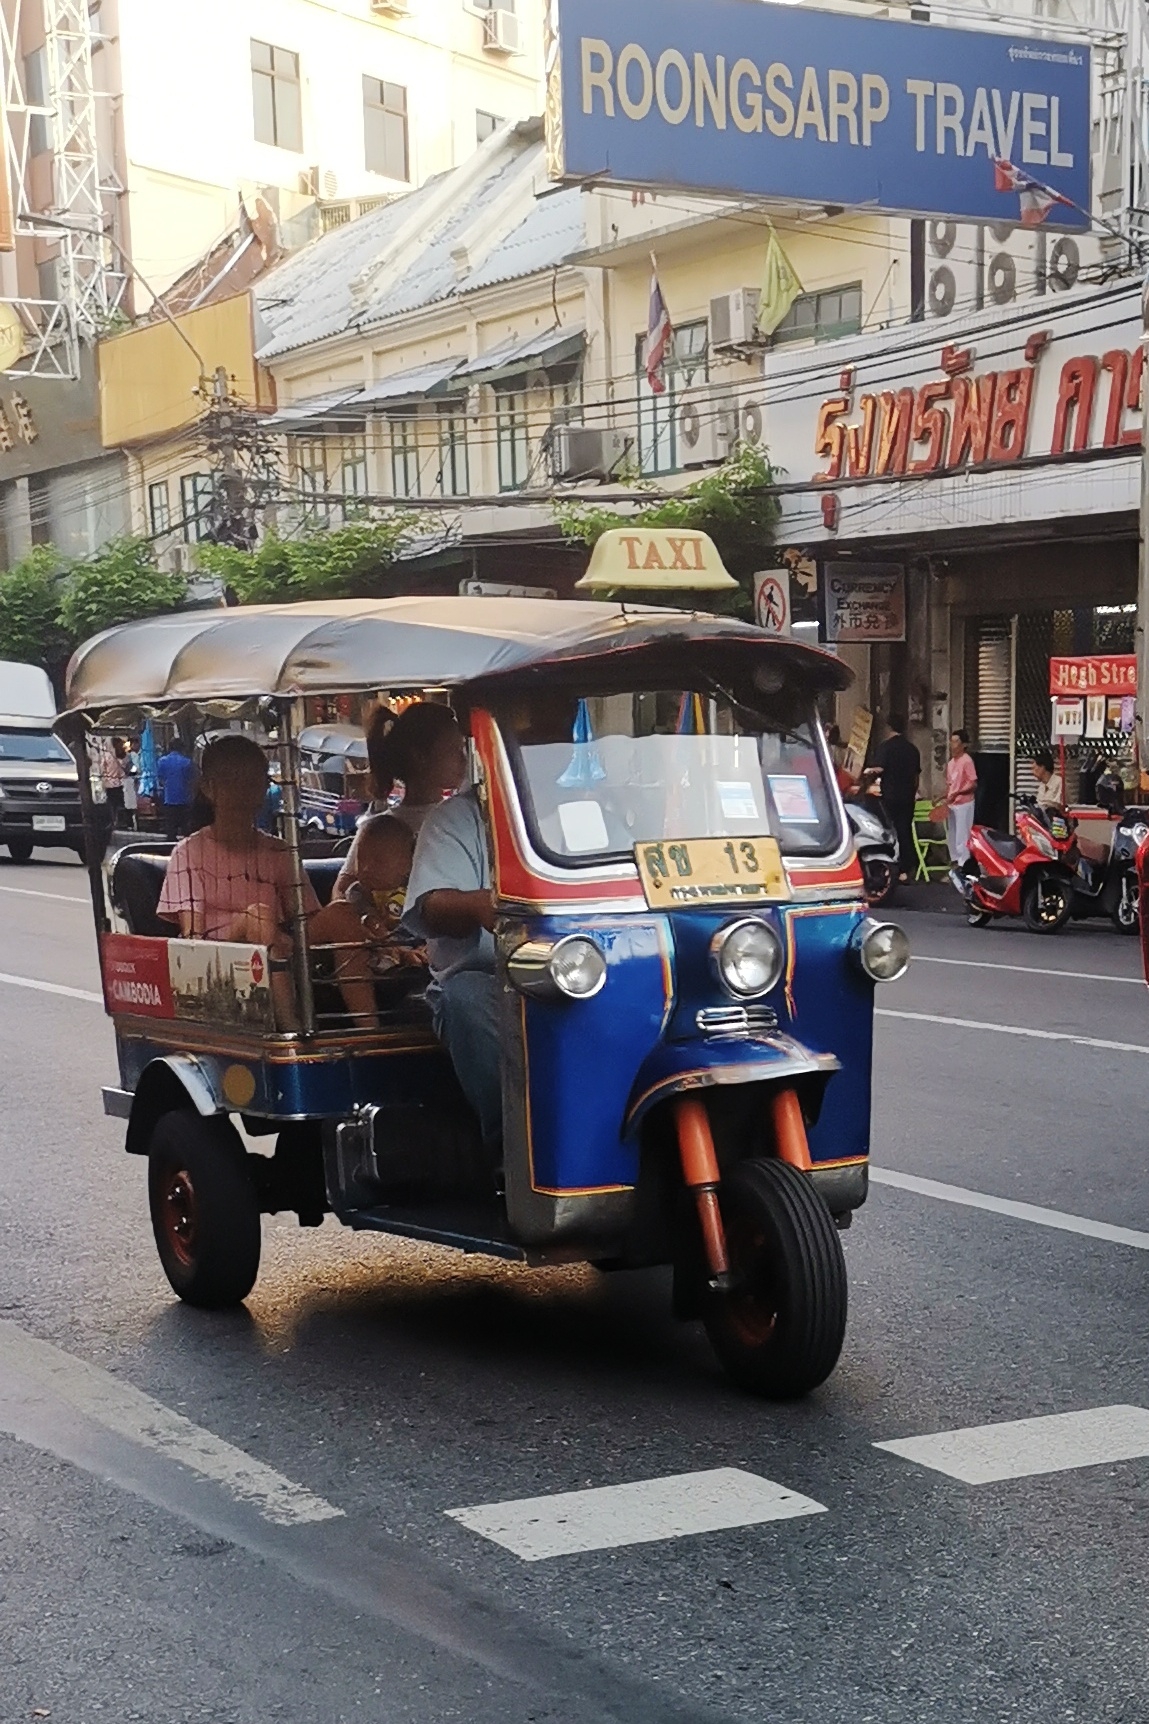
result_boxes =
[575,527,738,592]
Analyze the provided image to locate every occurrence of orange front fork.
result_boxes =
[675,1087,812,1285]
[674,1096,731,1286]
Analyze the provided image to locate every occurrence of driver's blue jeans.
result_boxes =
[432,969,502,1147]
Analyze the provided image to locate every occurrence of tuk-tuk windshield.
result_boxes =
[503,689,841,864]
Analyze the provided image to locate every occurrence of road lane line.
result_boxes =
[876,1006,1149,1056]
[0,883,87,904]
[446,1467,826,1561]
[912,953,1142,986]
[874,1405,1149,1485]
[0,969,100,1003]
[870,1166,1149,1251]
[0,1320,343,1526]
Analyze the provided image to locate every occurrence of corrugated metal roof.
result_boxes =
[255,133,586,364]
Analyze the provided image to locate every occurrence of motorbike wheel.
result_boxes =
[861,856,897,907]
[1022,872,1073,935]
[147,1110,261,1307]
[967,909,992,928]
[702,1158,847,1399]
[1113,878,1140,935]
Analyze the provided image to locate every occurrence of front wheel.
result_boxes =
[1113,874,1140,935]
[861,855,896,907]
[147,1111,261,1307]
[967,908,992,928]
[702,1158,847,1399]
[1022,871,1073,934]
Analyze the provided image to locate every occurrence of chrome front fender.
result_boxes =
[623,1034,840,1137]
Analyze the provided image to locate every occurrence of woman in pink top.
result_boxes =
[945,728,978,865]
[157,734,376,1027]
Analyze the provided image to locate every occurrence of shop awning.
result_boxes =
[262,387,365,429]
[357,357,467,408]
[456,327,584,385]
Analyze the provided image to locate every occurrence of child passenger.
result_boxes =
[156,734,378,1026]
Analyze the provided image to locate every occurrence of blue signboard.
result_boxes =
[551,0,1091,227]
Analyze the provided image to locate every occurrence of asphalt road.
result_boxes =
[2,852,1149,1724]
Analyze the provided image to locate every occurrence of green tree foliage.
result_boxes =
[0,547,71,669]
[196,516,424,605]
[554,443,781,607]
[58,538,186,644]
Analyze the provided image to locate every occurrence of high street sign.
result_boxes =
[546,0,1091,227]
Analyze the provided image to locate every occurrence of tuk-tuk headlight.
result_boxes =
[712,919,784,999]
[855,918,910,982]
[507,935,606,1000]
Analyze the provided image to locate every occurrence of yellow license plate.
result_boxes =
[634,836,791,907]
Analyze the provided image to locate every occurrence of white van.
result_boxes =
[0,660,83,862]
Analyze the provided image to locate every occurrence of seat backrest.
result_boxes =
[111,850,172,937]
[304,856,343,907]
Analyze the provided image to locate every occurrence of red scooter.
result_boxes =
[952,799,1078,933]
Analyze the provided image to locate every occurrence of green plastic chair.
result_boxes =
[913,798,950,881]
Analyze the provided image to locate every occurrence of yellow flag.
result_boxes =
[757,227,803,337]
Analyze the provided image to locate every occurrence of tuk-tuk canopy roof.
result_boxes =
[63,596,850,713]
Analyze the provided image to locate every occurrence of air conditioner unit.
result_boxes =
[675,385,723,467]
[710,288,760,349]
[483,8,520,53]
[371,0,410,14]
[161,543,193,575]
[551,424,632,481]
[716,383,766,454]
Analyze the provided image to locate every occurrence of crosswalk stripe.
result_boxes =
[446,1467,826,1561]
[874,1405,1149,1485]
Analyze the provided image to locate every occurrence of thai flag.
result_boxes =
[993,158,1074,228]
[643,271,672,395]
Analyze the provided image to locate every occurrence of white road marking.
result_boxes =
[870,1166,1149,1251]
[876,1006,1149,1056]
[874,1405,1149,1485]
[0,968,101,1004]
[446,1467,825,1562]
[0,883,87,904]
[913,953,1142,987]
[0,1320,343,1526]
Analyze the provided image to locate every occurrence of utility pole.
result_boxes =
[1138,271,1149,787]
[197,367,279,550]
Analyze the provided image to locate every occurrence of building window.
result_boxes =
[389,418,419,497]
[437,407,469,497]
[495,388,530,492]
[770,283,863,347]
[338,435,368,518]
[635,319,708,477]
[471,0,513,9]
[179,473,215,543]
[148,480,171,538]
[252,40,303,152]
[291,438,329,521]
[364,79,409,181]
[476,110,503,144]
[25,50,49,156]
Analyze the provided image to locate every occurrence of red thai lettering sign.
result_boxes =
[100,932,175,1018]
[1049,655,1136,696]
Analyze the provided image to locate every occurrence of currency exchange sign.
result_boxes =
[549,0,1091,227]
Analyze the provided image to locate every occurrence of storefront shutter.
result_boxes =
[972,617,1012,752]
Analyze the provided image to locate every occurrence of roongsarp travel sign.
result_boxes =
[544,0,1090,226]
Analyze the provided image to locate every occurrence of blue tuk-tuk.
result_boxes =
[59,593,908,1398]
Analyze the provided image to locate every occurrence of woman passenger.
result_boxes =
[335,701,467,898]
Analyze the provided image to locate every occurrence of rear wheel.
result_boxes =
[147,1110,261,1307]
[5,838,33,864]
[702,1158,847,1399]
[1022,871,1072,934]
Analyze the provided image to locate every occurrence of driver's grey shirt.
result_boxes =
[400,788,496,987]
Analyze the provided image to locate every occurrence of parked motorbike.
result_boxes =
[1068,806,1148,934]
[846,794,900,907]
[953,798,1078,933]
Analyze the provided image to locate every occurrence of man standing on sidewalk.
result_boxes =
[874,713,920,884]
[157,740,196,842]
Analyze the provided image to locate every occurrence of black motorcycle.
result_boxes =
[846,794,900,906]
[1069,804,1147,934]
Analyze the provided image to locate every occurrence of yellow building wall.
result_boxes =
[99,293,274,449]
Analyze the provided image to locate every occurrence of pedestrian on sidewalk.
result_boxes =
[874,713,920,883]
[945,729,978,865]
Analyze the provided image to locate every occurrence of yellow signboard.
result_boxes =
[576,527,739,593]
[635,835,791,908]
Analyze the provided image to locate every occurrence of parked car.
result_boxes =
[0,660,83,863]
